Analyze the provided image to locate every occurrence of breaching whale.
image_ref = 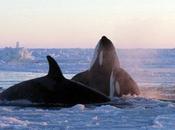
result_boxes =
[72,36,140,98]
[0,56,110,106]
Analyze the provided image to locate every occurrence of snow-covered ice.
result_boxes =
[0,48,175,129]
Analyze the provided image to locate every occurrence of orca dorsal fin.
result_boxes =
[47,55,64,80]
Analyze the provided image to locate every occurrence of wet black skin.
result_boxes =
[72,36,140,97]
[0,56,110,106]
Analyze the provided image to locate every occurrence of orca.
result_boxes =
[0,56,110,106]
[72,36,140,98]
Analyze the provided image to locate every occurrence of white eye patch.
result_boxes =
[110,71,115,98]
[115,81,120,96]
[99,50,103,66]
[110,70,120,98]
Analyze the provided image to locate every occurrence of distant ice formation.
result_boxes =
[0,42,34,63]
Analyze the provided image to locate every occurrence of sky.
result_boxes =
[0,0,175,48]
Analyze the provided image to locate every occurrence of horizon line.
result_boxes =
[0,47,174,49]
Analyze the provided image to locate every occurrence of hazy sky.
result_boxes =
[0,0,175,48]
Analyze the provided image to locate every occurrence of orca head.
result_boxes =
[90,36,120,69]
[47,55,64,80]
[100,36,114,49]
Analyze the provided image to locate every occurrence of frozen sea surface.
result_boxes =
[0,49,175,129]
[0,97,175,130]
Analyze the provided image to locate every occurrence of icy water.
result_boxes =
[0,49,175,130]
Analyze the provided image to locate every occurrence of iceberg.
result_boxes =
[0,42,34,63]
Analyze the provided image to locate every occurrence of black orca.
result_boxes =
[72,36,140,98]
[0,56,110,106]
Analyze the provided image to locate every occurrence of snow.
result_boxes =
[0,98,174,129]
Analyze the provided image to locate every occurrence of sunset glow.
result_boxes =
[0,0,175,48]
